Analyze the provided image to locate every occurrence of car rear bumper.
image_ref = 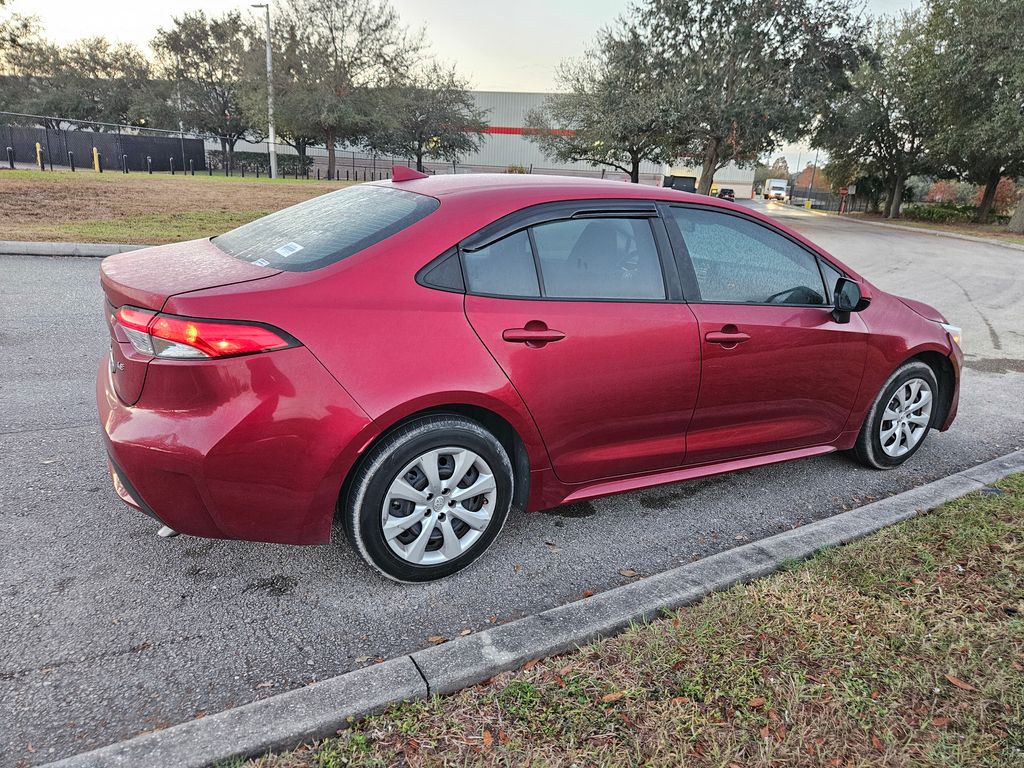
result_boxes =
[97,346,373,545]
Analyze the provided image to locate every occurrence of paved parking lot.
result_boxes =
[2,201,1022,765]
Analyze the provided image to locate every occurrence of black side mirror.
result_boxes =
[833,277,870,323]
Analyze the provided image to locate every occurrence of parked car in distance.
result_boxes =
[716,188,736,202]
[764,178,788,200]
[97,168,962,582]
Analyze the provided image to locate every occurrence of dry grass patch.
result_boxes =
[241,474,1024,768]
[0,169,353,244]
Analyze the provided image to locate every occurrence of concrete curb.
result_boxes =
[0,241,142,257]
[785,207,1024,252]
[44,449,1024,768]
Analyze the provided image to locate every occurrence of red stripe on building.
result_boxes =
[480,126,576,137]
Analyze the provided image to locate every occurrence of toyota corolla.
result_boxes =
[97,168,962,581]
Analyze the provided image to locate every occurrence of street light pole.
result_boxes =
[252,3,277,179]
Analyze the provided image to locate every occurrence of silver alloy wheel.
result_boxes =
[381,447,497,565]
[879,377,933,458]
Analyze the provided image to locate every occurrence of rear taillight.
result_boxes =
[115,306,298,359]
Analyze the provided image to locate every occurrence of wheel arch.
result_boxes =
[908,350,956,430]
[337,401,535,524]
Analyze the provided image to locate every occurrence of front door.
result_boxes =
[664,205,868,465]
[462,215,701,484]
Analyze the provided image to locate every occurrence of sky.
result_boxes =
[8,0,921,168]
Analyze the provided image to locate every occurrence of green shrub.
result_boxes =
[901,203,974,223]
[206,150,313,175]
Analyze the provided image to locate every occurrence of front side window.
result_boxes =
[669,207,827,305]
[531,218,665,300]
[462,230,540,297]
[213,185,439,272]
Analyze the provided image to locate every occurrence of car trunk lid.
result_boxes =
[101,238,280,405]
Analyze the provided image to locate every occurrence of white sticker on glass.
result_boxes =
[274,242,304,258]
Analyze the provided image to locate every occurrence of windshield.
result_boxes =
[212,184,439,272]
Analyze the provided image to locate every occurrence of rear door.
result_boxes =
[663,204,868,465]
[463,205,701,485]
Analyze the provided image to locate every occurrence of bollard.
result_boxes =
[189,159,194,176]
[346,169,349,181]
[35,142,44,171]
[68,151,75,172]
[147,156,152,174]
[123,154,129,173]
[6,146,13,170]
[170,157,175,175]
[208,163,212,176]
[316,168,320,180]
[362,169,367,181]
[256,165,260,179]
[96,152,103,173]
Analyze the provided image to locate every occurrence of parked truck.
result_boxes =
[764,178,788,201]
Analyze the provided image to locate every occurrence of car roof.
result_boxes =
[373,172,702,205]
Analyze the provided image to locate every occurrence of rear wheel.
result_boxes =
[342,415,513,582]
[852,360,937,469]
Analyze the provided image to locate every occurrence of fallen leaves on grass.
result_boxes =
[944,672,977,691]
[601,691,626,704]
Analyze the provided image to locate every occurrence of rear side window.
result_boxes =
[532,218,665,300]
[213,185,439,272]
[462,231,540,297]
[668,207,827,305]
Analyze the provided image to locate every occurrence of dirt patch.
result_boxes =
[0,169,353,244]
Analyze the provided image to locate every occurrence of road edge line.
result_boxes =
[43,449,1024,768]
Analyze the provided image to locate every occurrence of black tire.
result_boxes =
[342,415,514,582]
[852,360,938,469]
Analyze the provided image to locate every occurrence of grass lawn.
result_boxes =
[0,169,354,244]
[846,211,1024,247]
[242,474,1024,768]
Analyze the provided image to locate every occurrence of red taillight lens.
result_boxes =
[115,306,297,359]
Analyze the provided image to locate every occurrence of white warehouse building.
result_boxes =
[427,91,756,196]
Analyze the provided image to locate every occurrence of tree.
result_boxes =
[636,0,866,194]
[1009,190,1024,234]
[769,157,790,179]
[278,0,423,179]
[0,18,154,127]
[916,0,1024,222]
[241,13,321,167]
[525,24,676,183]
[813,15,935,218]
[152,11,254,168]
[366,61,487,171]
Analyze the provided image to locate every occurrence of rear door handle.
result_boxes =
[705,330,751,346]
[502,321,565,347]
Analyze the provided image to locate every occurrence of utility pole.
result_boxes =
[252,3,277,179]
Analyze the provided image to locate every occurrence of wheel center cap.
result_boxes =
[432,496,447,512]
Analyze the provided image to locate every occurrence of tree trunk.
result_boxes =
[226,138,237,173]
[697,138,721,195]
[887,171,906,219]
[882,178,896,220]
[326,130,336,180]
[219,137,228,170]
[975,168,1001,223]
[415,149,424,172]
[629,151,640,184]
[1008,192,1024,234]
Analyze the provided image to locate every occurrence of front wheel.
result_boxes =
[342,415,514,582]
[852,360,938,469]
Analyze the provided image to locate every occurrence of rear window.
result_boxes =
[212,184,439,271]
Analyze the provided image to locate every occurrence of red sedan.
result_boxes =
[98,169,962,581]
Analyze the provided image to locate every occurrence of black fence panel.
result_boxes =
[0,123,205,172]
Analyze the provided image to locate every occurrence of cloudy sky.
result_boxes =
[8,0,921,167]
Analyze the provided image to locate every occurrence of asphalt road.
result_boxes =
[2,203,1022,766]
